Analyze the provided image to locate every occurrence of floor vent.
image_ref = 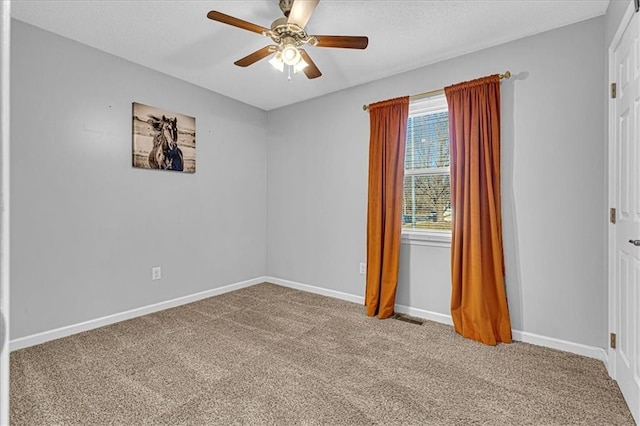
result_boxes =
[392,313,424,325]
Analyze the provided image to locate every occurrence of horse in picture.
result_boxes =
[147,115,183,171]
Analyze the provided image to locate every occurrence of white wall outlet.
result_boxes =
[359,263,367,275]
[152,266,162,280]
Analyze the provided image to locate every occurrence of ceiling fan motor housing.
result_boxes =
[269,17,311,46]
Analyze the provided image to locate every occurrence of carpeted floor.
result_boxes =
[10,283,635,425]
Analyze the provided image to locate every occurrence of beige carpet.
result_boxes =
[10,283,635,425]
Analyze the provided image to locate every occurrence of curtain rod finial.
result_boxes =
[362,104,369,111]
[502,71,511,79]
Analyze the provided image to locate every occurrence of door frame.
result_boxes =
[607,0,637,381]
[0,1,9,424]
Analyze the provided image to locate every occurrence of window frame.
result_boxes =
[401,93,452,247]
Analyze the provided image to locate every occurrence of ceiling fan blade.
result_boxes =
[287,0,319,29]
[299,49,322,79]
[314,35,369,49]
[234,46,277,67]
[207,11,269,35]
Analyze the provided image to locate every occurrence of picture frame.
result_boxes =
[132,102,196,173]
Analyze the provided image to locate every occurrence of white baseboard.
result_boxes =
[10,276,267,351]
[394,305,606,361]
[510,330,607,361]
[602,350,609,373]
[266,277,607,362]
[266,276,365,305]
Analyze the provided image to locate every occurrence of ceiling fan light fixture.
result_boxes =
[281,40,301,65]
[293,57,308,73]
[269,52,285,72]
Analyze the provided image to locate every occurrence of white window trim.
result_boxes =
[409,94,447,116]
[402,229,451,248]
[404,166,449,176]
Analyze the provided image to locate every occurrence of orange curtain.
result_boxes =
[365,96,409,319]
[444,76,512,345]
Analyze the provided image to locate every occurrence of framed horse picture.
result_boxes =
[132,102,196,173]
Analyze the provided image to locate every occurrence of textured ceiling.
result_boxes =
[12,0,610,111]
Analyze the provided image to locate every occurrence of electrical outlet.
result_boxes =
[359,263,367,275]
[152,266,162,280]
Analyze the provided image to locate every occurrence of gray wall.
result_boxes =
[268,17,607,348]
[10,21,268,339]
[606,0,632,47]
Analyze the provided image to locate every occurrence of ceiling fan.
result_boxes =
[207,0,369,80]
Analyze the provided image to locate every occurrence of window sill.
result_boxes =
[401,230,451,248]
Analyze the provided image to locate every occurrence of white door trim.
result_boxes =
[0,1,10,425]
[607,0,637,381]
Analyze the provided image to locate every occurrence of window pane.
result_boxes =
[405,112,449,169]
[402,174,452,231]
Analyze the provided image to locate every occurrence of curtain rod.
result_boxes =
[362,71,511,111]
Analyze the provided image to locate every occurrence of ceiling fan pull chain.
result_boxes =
[288,65,292,81]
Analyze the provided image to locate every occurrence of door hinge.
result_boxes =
[610,332,617,349]
[611,83,617,99]
[610,207,616,224]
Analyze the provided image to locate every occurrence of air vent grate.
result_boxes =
[392,313,424,325]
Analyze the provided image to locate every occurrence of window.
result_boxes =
[403,94,451,235]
